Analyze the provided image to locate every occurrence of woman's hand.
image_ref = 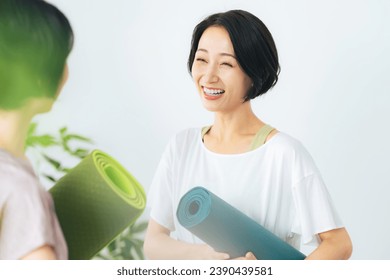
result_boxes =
[144,218,230,259]
[233,252,257,260]
[21,245,56,260]
[195,244,230,260]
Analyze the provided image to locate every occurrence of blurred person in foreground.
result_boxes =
[0,0,73,259]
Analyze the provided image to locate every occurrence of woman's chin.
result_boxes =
[201,102,219,113]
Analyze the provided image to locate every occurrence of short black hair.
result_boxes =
[0,0,73,109]
[188,10,280,101]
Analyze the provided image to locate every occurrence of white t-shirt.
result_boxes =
[148,128,343,250]
[0,149,67,259]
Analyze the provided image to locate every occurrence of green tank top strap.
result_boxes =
[249,124,275,151]
[201,124,274,151]
[201,126,212,141]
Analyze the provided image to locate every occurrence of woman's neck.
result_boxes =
[0,109,33,159]
[211,102,264,141]
[203,103,265,154]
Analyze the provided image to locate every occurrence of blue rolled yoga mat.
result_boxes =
[177,186,306,260]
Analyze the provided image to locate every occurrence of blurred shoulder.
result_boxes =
[0,151,39,200]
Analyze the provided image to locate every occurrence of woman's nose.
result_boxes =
[202,64,219,83]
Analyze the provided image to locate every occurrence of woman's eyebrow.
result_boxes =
[196,48,236,59]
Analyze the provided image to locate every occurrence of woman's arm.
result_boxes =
[305,227,353,260]
[21,245,56,260]
[234,227,352,260]
[143,218,230,260]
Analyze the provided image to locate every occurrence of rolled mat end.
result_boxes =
[50,149,146,260]
[177,186,306,260]
[176,186,211,228]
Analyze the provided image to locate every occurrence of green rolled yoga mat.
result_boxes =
[177,186,306,260]
[49,150,146,260]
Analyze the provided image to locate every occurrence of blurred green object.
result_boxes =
[177,186,306,260]
[50,150,146,260]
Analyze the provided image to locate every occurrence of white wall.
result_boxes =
[39,0,390,259]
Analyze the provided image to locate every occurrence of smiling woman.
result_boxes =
[191,26,253,111]
[188,10,279,103]
[143,9,352,260]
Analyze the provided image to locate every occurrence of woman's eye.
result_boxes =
[196,58,207,63]
[221,62,233,67]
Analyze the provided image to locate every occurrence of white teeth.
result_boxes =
[203,87,225,95]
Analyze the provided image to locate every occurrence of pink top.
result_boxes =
[0,149,67,259]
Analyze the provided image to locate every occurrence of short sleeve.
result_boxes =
[0,176,56,259]
[147,139,176,231]
[291,173,344,245]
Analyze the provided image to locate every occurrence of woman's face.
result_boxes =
[37,63,69,113]
[55,63,69,98]
[191,26,252,113]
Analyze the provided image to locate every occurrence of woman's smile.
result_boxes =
[202,86,225,100]
[192,26,252,112]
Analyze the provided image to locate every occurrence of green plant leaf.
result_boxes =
[131,221,148,234]
[132,239,144,260]
[42,154,62,170]
[132,239,144,247]
[59,127,68,136]
[107,239,117,253]
[61,167,72,173]
[94,254,111,260]
[72,148,90,158]
[43,174,57,183]
[26,135,57,148]
[27,122,37,136]
[122,239,134,259]
[66,134,93,143]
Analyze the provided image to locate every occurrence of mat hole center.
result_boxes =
[189,201,200,215]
